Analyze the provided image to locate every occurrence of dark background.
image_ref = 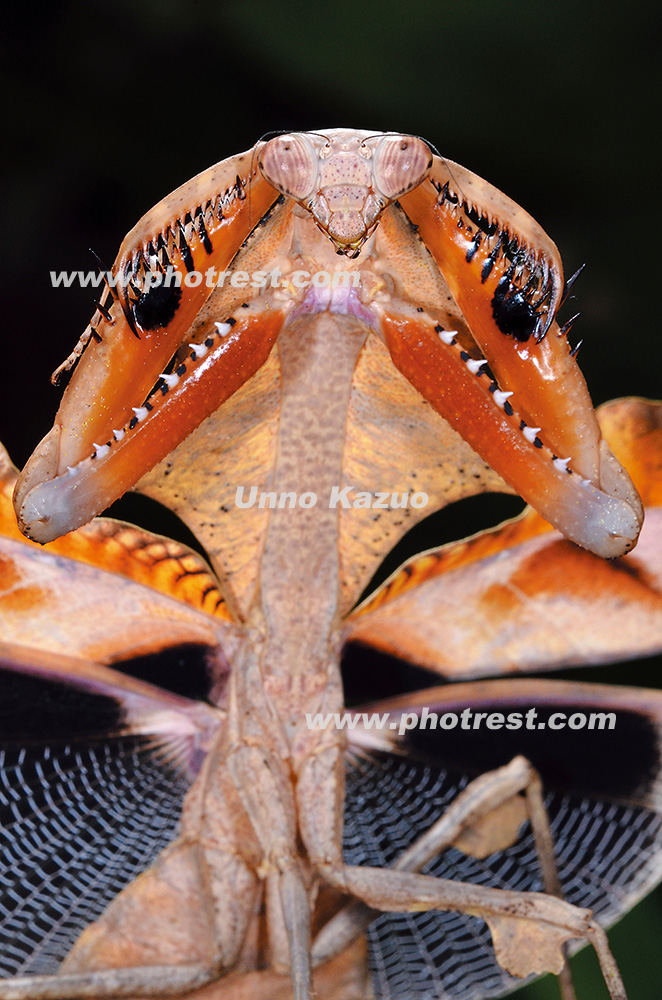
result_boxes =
[1,1,660,997]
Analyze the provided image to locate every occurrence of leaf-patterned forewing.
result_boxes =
[346,399,662,677]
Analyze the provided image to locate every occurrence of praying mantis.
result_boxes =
[1,128,662,1000]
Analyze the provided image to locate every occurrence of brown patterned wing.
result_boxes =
[0,443,238,665]
[345,398,662,678]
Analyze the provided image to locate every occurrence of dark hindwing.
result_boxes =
[0,661,202,976]
[343,687,662,1000]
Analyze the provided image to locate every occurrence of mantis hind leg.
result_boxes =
[304,755,622,1000]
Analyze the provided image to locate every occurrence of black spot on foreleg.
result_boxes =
[133,283,182,331]
[491,275,539,341]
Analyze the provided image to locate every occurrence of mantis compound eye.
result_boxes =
[258,133,318,200]
[371,134,433,199]
[259,131,433,255]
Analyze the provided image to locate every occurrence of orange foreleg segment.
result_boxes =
[380,312,640,557]
[400,180,601,482]
[15,309,286,543]
[53,172,280,472]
